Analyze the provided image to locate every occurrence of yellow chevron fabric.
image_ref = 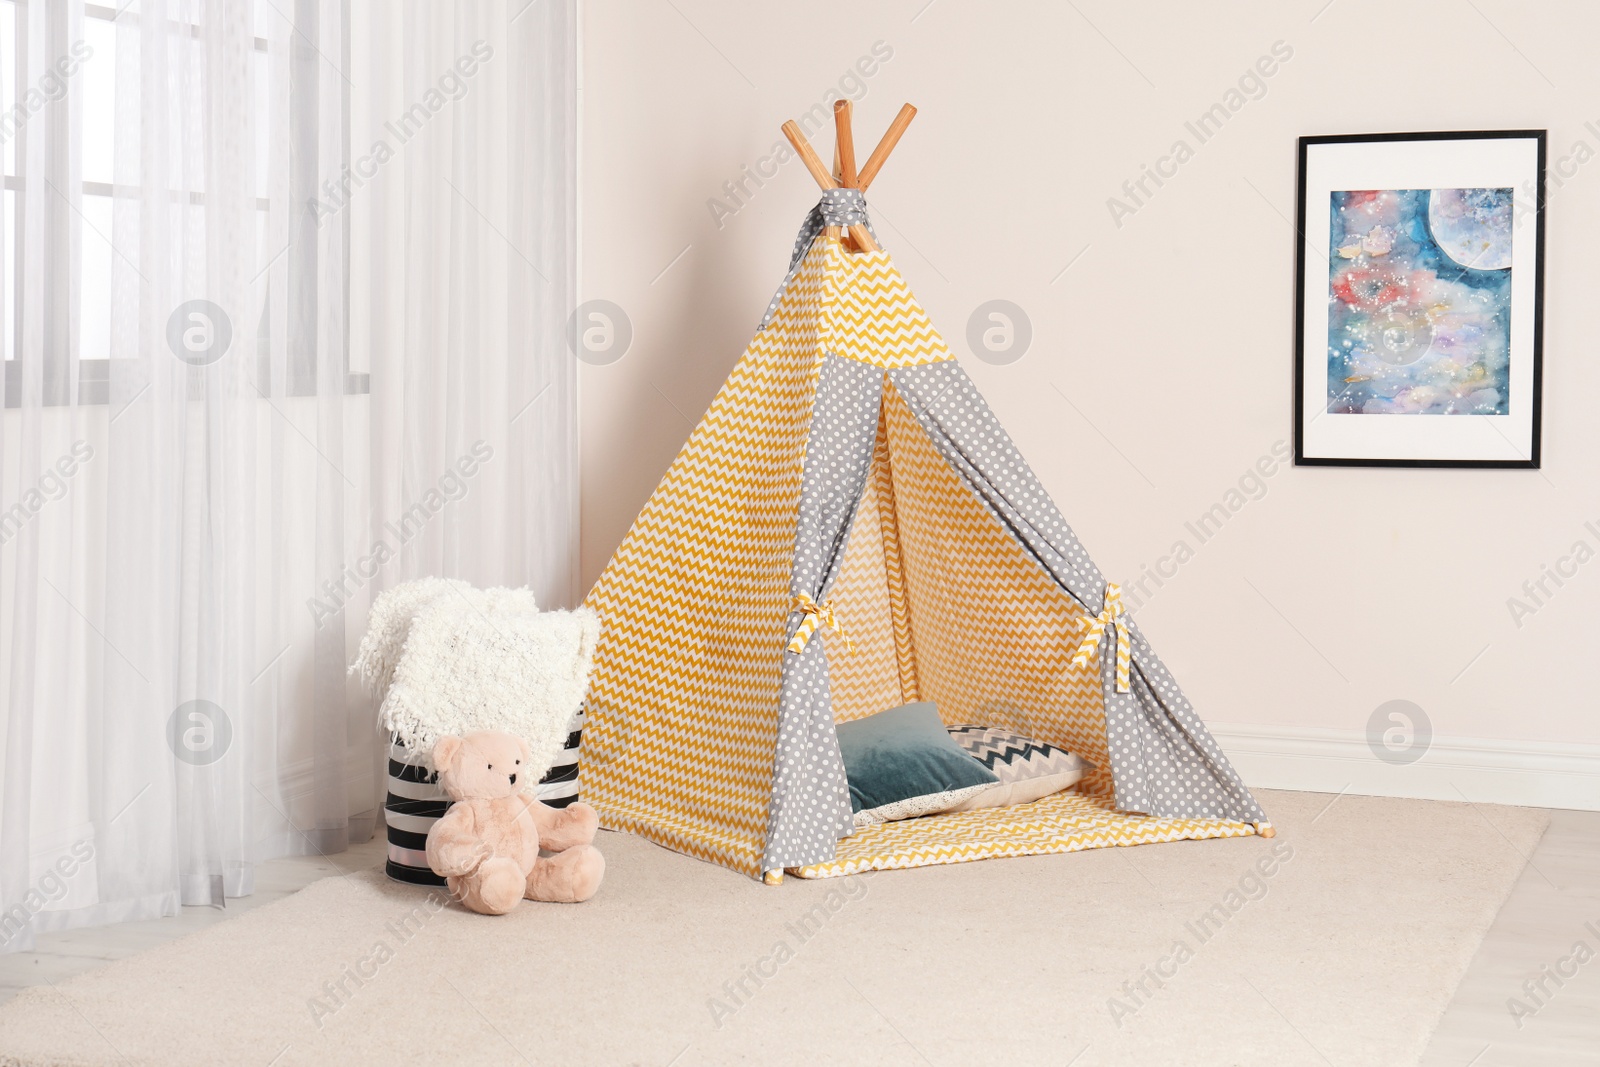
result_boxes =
[578,241,833,877]
[821,478,908,724]
[792,791,1258,879]
[821,243,954,369]
[580,235,955,876]
[869,400,920,701]
[878,382,1118,799]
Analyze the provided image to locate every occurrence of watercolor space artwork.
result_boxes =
[1326,188,1511,416]
[1296,133,1544,468]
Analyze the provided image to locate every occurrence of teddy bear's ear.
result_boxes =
[431,735,463,771]
[518,737,532,765]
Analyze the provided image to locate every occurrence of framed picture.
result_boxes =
[1294,130,1546,468]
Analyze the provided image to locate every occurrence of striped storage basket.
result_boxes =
[384,711,585,887]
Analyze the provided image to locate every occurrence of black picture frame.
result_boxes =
[1293,130,1546,469]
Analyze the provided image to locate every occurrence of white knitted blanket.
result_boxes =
[351,579,598,777]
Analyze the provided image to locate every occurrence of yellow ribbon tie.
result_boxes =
[787,593,852,655]
[1069,582,1132,693]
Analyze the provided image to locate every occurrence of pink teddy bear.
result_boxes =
[425,730,605,914]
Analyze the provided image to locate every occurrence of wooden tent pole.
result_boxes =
[833,99,859,187]
[845,224,878,253]
[832,103,880,250]
[781,120,844,245]
[781,117,879,253]
[858,103,917,190]
[829,126,857,252]
[781,120,836,190]
[833,100,867,251]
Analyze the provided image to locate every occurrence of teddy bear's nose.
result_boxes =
[509,773,517,786]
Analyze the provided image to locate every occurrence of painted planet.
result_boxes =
[1427,188,1513,271]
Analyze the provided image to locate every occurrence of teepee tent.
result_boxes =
[580,102,1270,882]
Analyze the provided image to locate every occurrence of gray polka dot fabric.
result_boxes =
[760,354,884,873]
[757,190,880,333]
[815,187,870,227]
[886,361,1266,826]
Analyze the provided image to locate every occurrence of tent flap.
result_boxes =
[761,354,884,873]
[885,362,1266,827]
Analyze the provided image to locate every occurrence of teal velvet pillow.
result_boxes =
[835,702,999,815]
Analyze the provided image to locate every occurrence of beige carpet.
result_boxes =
[0,790,1547,1066]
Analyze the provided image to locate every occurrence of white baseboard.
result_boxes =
[1207,723,1600,812]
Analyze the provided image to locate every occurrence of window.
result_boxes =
[1,0,364,407]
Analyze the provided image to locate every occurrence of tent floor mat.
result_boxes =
[791,790,1263,878]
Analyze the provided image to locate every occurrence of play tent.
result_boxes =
[579,103,1270,882]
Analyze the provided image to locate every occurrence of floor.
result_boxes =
[0,807,1595,1063]
[1423,807,1600,1065]
[0,837,390,1007]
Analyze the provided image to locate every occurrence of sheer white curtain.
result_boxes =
[0,0,575,950]
[354,0,578,605]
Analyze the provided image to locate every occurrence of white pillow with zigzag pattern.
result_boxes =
[943,725,1091,813]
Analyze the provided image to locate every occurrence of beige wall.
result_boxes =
[580,0,1600,749]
